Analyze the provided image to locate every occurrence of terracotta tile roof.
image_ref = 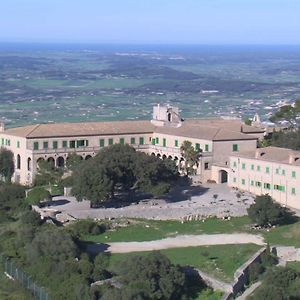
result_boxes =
[4,120,155,138]
[4,118,259,141]
[231,146,300,166]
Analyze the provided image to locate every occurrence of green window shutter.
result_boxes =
[139,137,144,145]
[53,141,58,149]
[276,168,279,174]
[266,167,270,174]
[152,139,156,145]
[250,180,254,186]
[1,138,4,145]
[43,141,48,149]
[233,161,237,168]
[282,169,285,176]
[131,137,136,144]
[109,138,113,145]
[120,138,125,145]
[195,143,200,151]
[257,165,261,172]
[70,141,76,148]
[242,163,246,170]
[86,140,89,147]
[175,140,179,147]
[233,177,236,183]
[232,144,238,152]
[251,164,254,170]
[62,141,67,148]
[33,142,39,150]
[205,144,209,152]
[163,138,166,147]
[99,139,105,147]
[17,141,20,148]
[241,179,245,185]
[292,188,296,195]
[156,137,159,144]
[292,171,296,178]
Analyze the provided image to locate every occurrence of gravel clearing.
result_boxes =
[105,233,265,253]
[49,183,255,221]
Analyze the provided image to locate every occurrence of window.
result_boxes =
[282,169,286,176]
[233,177,236,183]
[242,163,246,170]
[195,143,200,151]
[242,179,245,185]
[152,139,156,145]
[6,139,10,146]
[17,141,20,148]
[205,144,209,152]
[276,168,279,174]
[264,183,271,190]
[119,138,125,145]
[76,140,85,147]
[139,137,144,145]
[266,166,270,174]
[251,164,254,170]
[70,141,76,148]
[233,161,237,168]
[175,140,179,147]
[257,165,261,172]
[53,141,58,149]
[232,144,238,152]
[17,154,21,169]
[33,142,39,150]
[43,141,48,149]
[163,138,166,147]
[250,180,254,186]
[1,138,4,145]
[62,141,67,148]
[255,181,261,187]
[274,184,285,192]
[292,171,296,178]
[204,162,209,170]
[109,138,113,145]
[99,139,105,147]
[156,137,159,144]
[130,137,136,145]
[292,188,296,195]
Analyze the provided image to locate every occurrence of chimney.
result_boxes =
[0,122,5,132]
[289,153,299,164]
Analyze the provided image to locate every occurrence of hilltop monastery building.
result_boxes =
[1,104,300,209]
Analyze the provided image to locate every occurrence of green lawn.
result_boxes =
[287,261,300,272]
[263,220,300,247]
[109,244,261,283]
[84,216,252,243]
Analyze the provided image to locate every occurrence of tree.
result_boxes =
[34,159,63,186]
[247,195,295,227]
[0,148,15,183]
[244,117,252,126]
[269,99,300,129]
[25,186,51,206]
[66,153,83,171]
[180,141,201,175]
[106,252,189,300]
[72,144,179,205]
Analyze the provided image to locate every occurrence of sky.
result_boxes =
[0,0,300,44]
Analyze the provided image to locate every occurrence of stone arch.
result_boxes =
[174,156,178,161]
[17,154,21,169]
[219,170,228,183]
[57,156,65,168]
[162,154,167,160]
[168,155,173,160]
[85,155,92,160]
[151,152,156,156]
[27,157,32,171]
[157,154,161,158]
[47,157,55,168]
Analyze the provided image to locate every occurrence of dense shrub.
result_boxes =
[26,187,51,206]
[68,219,107,237]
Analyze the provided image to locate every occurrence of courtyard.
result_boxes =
[48,183,255,220]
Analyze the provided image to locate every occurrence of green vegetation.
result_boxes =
[109,244,260,283]
[180,140,201,175]
[25,186,51,206]
[249,267,300,300]
[0,149,14,183]
[84,216,251,243]
[287,261,300,272]
[247,195,295,227]
[72,144,179,205]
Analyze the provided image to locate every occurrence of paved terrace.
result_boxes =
[48,183,255,220]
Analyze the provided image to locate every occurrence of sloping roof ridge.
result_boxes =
[26,124,42,138]
[212,127,222,139]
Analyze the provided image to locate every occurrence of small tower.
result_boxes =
[0,122,5,132]
[252,113,261,127]
[151,104,183,128]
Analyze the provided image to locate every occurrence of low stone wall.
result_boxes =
[222,247,267,300]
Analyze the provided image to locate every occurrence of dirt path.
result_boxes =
[104,233,265,253]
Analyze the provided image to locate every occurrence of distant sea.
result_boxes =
[1,42,300,55]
